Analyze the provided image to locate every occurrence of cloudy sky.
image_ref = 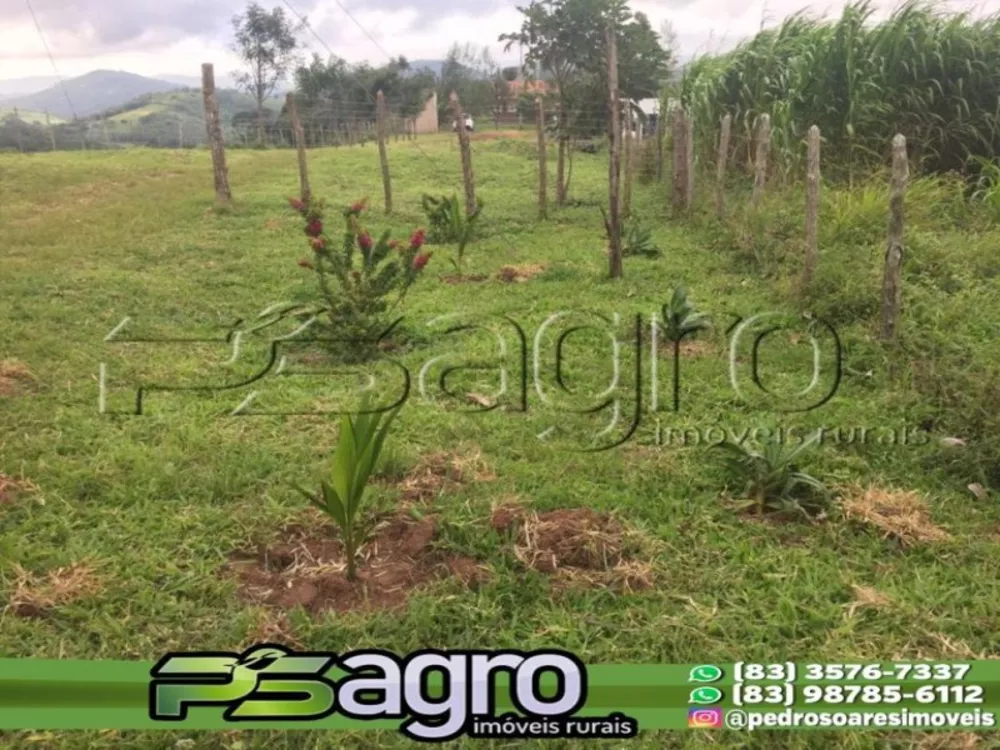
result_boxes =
[0,0,989,81]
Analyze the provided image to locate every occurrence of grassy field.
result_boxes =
[2,132,1000,749]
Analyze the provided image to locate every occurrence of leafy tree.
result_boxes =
[292,54,435,143]
[437,43,496,122]
[231,2,302,147]
[500,0,671,204]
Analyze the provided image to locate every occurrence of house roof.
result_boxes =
[636,98,659,115]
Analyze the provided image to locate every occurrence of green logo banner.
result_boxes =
[2,651,999,739]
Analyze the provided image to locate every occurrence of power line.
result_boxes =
[23,0,77,121]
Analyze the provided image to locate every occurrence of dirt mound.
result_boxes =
[497,264,547,283]
[490,503,654,591]
[227,513,486,615]
[396,447,496,503]
[8,562,103,618]
[841,485,950,546]
[0,360,36,397]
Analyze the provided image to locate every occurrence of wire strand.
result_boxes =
[23,0,77,121]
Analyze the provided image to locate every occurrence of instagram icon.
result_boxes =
[688,708,724,728]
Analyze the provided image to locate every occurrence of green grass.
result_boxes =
[2,132,1000,748]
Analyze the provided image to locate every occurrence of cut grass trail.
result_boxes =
[1,133,999,749]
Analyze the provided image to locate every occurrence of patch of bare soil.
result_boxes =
[659,338,716,358]
[497,264,547,283]
[470,130,531,141]
[0,360,37,397]
[394,447,496,503]
[227,513,487,615]
[490,503,654,592]
[841,485,951,546]
[7,563,103,618]
[0,473,37,507]
[440,274,490,284]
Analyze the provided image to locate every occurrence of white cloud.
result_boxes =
[0,0,997,80]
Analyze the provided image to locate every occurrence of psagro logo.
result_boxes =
[101,302,842,452]
[149,644,636,741]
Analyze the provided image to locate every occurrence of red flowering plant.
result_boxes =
[290,196,431,359]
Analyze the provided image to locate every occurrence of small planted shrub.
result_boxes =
[294,394,402,581]
[420,193,484,244]
[715,430,829,518]
[623,216,660,258]
[420,193,484,277]
[290,197,432,360]
[661,287,711,411]
[600,211,660,259]
[637,137,658,184]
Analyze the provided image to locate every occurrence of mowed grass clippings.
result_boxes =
[1,133,1000,748]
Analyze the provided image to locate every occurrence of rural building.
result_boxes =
[412,91,438,134]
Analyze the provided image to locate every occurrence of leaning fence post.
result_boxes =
[715,113,732,219]
[671,105,689,215]
[623,103,634,216]
[752,114,771,208]
[376,90,392,213]
[201,63,232,205]
[685,110,694,209]
[536,96,548,220]
[287,92,310,205]
[802,125,821,289]
[606,22,623,279]
[881,134,909,341]
[450,91,477,218]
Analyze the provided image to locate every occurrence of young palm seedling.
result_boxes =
[661,287,712,412]
[294,395,402,581]
[715,430,829,518]
[623,217,660,258]
[420,193,484,278]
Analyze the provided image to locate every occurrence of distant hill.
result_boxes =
[1,70,182,119]
[85,88,283,147]
[0,107,65,125]
[406,60,444,77]
[155,73,292,95]
[156,73,236,90]
[0,75,61,99]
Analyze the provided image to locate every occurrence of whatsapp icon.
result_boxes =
[689,687,724,705]
[688,664,724,683]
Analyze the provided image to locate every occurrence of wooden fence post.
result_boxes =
[450,91,477,217]
[802,125,821,289]
[715,113,732,219]
[881,134,908,341]
[685,110,694,209]
[671,105,689,215]
[622,106,634,217]
[656,115,665,182]
[752,114,771,208]
[45,111,55,151]
[201,63,232,204]
[536,96,548,220]
[606,23,623,279]
[376,90,392,213]
[287,92,311,205]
